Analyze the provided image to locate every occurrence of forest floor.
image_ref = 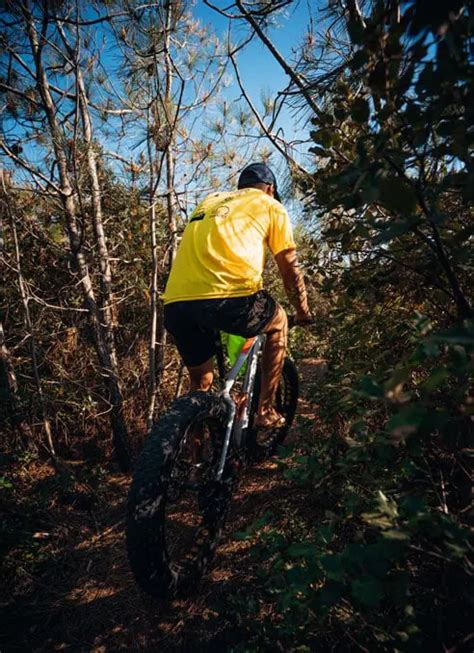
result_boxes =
[2,359,327,653]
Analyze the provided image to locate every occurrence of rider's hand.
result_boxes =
[294,310,313,327]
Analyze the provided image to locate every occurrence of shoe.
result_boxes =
[254,413,286,430]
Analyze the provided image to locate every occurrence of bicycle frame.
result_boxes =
[215,334,265,480]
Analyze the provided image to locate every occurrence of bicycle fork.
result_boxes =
[215,335,265,480]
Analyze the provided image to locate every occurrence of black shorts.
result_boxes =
[164,290,277,367]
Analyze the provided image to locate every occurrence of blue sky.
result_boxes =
[182,0,324,209]
[99,0,321,207]
[3,0,321,211]
[195,1,319,153]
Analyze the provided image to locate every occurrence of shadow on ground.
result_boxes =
[2,359,326,653]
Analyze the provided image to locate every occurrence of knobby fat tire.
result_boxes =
[248,357,299,459]
[126,391,229,599]
[127,359,299,598]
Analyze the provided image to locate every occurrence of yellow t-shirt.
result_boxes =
[162,188,295,304]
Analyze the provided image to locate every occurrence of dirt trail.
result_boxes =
[3,359,325,653]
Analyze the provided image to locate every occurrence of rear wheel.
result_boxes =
[247,357,299,459]
[126,392,232,599]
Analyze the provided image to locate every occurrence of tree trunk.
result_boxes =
[147,2,178,424]
[0,320,36,450]
[164,2,179,267]
[75,63,132,468]
[146,190,160,428]
[157,0,178,393]
[2,189,54,455]
[25,9,131,471]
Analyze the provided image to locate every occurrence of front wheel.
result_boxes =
[126,391,232,599]
[247,357,299,459]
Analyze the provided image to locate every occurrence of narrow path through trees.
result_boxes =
[4,359,325,652]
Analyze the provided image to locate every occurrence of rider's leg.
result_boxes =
[256,304,288,426]
[188,357,214,391]
[187,357,214,477]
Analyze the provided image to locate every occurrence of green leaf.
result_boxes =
[384,366,412,393]
[420,367,450,393]
[248,512,271,532]
[286,565,311,587]
[356,376,384,399]
[351,577,384,608]
[316,581,345,608]
[316,525,334,545]
[320,554,345,581]
[378,176,418,214]
[400,495,426,517]
[445,541,469,559]
[351,97,370,123]
[350,420,367,435]
[382,529,410,541]
[374,219,415,244]
[310,129,333,148]
[49,224,64,244]
[0,476,13,490]
[430,324,474,346]
[233,531,252,541]
[286,542,318,559]
[233,512,271,540]
[386,404,427,437]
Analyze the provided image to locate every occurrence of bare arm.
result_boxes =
[275,248,312,324]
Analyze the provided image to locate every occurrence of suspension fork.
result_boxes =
[232,336,265,447]
[215,335,265,480]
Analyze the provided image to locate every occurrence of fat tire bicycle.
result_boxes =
[126,330,298,599]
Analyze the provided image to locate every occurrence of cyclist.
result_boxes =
[162,162,312,428]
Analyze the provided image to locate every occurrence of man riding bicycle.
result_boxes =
[162,162,312,429]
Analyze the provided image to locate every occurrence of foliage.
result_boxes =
[237,319,472,650]
[0,0,472,650]
[301,0,473,321]
[225,1,473,650]
[0,175,171,455]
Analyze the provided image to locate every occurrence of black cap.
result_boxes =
[237,162,281,202]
